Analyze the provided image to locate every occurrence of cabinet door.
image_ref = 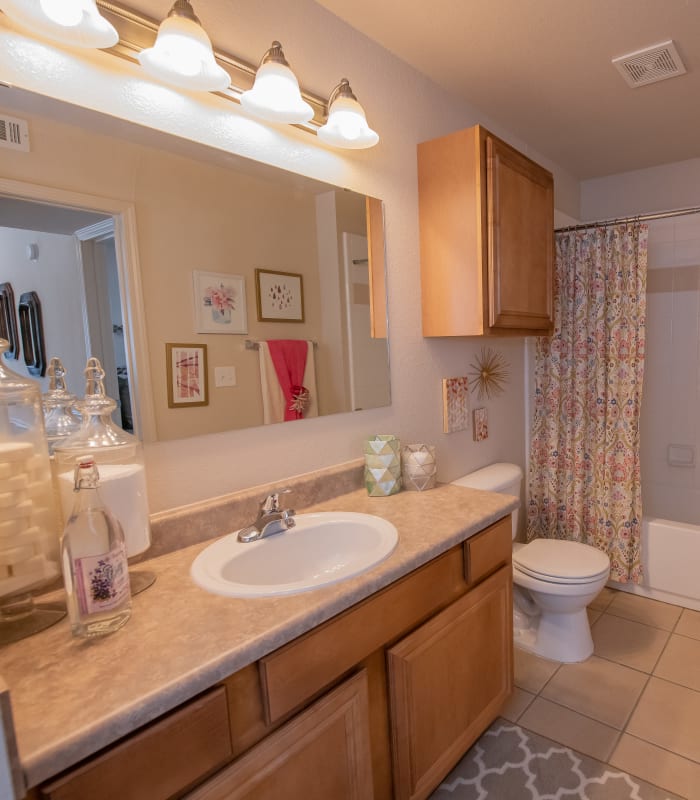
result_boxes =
[185,671,374,800]
[486,134,554,332]
[388,565,512,800]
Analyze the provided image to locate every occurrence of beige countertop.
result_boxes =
[0,483,516,791]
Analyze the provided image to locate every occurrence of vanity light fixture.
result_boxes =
[240,41,313,124]
[1,0,381,149]
[0,0,118,48]
[137,0,230,92]
[318,79,379,150]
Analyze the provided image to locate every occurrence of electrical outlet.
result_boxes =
[215,366,236,387]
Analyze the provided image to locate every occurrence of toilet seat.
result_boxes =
[513,539,610,585]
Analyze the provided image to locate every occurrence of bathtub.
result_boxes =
[609,517,700,611]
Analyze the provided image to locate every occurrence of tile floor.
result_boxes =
[500,588,700,800]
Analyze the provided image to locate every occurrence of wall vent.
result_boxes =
[612,40,686,88]
[0,114,30,152]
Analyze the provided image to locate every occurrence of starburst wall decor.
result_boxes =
[468,347,510,400]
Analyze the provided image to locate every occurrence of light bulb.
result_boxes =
[240,42,313,124]
[318,79,379,150]
[39,0,84,27]
[0,0,118,48]
[137,4,229,92]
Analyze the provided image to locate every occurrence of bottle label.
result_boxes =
[74,544,130,616]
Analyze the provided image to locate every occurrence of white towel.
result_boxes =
[258,342,318,424]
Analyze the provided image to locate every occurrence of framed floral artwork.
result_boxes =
[473,407,489,441]
[166,343,208,408]
[442,376,470,433]
[255,268,305,322]
[193,271,247,334]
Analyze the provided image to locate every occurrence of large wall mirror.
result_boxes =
[0,86,390,442]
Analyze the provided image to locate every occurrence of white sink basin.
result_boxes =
[190,511,398,598]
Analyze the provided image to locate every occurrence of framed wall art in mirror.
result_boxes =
[255,269,305,323]
[193,271,247,335]
[0,282,19,360]
[166,343,208,409]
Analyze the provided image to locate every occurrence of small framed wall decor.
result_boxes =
[255,268,305,322]
[473,408,489,441]
[193,271,247,334]
[442,376,470,433]
[166,343,208,408]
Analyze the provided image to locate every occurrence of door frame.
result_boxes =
[0,177,156,441]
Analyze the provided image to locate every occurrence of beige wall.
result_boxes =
[133,149,323,440]
[0,0,581,513]
[0,112,325,440]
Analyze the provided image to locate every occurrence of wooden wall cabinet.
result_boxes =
[418,124,554,337]
[34,517,513,800]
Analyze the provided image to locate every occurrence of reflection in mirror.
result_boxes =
[0,86,390,442]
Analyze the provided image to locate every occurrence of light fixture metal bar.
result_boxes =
[95,1,328,130]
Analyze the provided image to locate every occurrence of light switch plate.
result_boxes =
[215,366,236,387]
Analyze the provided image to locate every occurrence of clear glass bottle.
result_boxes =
[53,358,151,559]
[42,357,81,455]
[61,459,131,638]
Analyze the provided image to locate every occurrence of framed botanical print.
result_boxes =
[255,269,305,323]
[193,271,247,334]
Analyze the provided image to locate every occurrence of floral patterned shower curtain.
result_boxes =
[527,222,648,583]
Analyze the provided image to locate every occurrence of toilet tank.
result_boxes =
[451,463,523,539]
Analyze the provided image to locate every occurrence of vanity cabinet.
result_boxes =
[185,671,373,800]
[33,516,513,800]
[388,566,512,800]
[418,124,554,336]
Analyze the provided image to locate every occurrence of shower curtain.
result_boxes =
[527,222,648,583]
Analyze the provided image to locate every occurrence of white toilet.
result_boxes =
[452,463,610,663]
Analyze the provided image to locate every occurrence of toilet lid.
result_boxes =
[513,539,610,584]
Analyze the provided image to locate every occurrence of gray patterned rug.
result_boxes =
[429,720,682,800]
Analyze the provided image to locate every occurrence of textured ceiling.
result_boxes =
[315,0,700,179]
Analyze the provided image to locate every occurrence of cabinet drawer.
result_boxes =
[260,546,467,724]
[40,687,232,800]
[464,515,511,584]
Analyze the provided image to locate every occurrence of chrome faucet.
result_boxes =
[237,489,296,543]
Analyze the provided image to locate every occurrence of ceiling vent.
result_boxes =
[612,40,686,88]
[0,113,30,152]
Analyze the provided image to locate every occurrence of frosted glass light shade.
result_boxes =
[318,80,379,150]
[1,0,118,48]
[138,12,229,92]
[241,44,313,124]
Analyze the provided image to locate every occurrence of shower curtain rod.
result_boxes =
[555,205,700,233]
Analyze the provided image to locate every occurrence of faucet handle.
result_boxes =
[259,488,292,514]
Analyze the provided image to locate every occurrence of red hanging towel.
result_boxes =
[267,340,309,420]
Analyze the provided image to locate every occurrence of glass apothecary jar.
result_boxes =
[53,358,153,592]
[42,357,82,455]
[0,339,65,643]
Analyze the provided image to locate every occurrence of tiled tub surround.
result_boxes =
[501,588,700,799]
[0,473,517,792]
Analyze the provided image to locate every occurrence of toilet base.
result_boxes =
[514,607,594,663]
